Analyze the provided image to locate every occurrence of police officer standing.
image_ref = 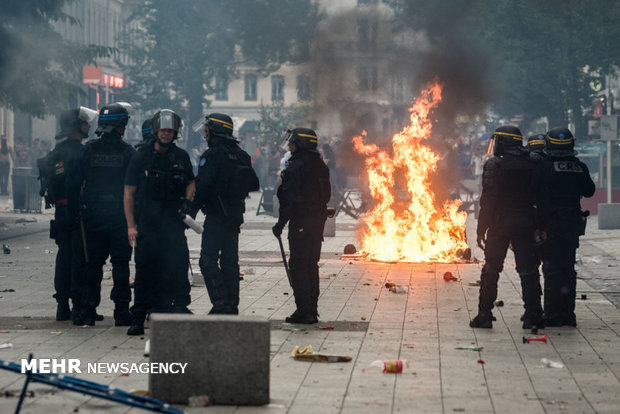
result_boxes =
[539,127,595,327]
[76,103,136,326]
[192,113,259,315]
[40,107,97,321]
[471,125,544,330]
[272,128,331,324]
[124,109,195,335]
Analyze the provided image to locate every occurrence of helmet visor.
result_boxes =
[78,107,98,123]
[280,129,293,150]
[158,111,180,130]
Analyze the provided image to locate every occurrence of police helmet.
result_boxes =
[544,127,577,157]
[526,134,546,153]
[96,102,132,136]
[141,118,154,141]
[281,127,318,151]
[57,106,97,139]
[206,113,235,139]
[487,125,522,156]
[152,109,182,140]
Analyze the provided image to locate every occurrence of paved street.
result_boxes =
[1,192,620,413]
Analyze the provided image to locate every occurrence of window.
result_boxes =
[245,74,257,101]
[297,74,311,101]
[215,76,228,101]
[358,66,378,91]
[271,75,285,102]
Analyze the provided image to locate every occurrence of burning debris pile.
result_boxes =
[352,80,468,263]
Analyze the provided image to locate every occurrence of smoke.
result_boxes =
[304,3,491,201]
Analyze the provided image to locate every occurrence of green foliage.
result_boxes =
[257,101,307,148]
[117,0,320,148]
[390,0,620,135]
[0,0,113,117]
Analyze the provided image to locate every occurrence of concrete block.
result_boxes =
[598,203,620,229]
[149,314,270,405]
[323,216,336,237]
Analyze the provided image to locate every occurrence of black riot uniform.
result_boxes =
[273,128,331,324]
[539,127,595,327]
[124,109,195,335]
[193,113,259,315]
[38,107,97,321]
[77,103,136,326]
[471,125,544,329]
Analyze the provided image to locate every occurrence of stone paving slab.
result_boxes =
[0,192,619,413]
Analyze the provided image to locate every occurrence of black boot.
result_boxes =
[127,317,145,336]
[469,312,493,328]
[56,301,71,321]
[114,302,132,326]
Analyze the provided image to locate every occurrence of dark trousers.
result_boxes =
[53,216,84,308]
[478,221,541,319]
[542,236,578,324]
[199,214,240,313]
[287,214,326,316]
[131,218,190,320]
[0,162,9,194]
[81,221,132,312]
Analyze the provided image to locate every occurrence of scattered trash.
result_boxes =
[294,353,352,363]
[283,292,289,295]
[364,360,407,373]
[0,343,13,349]
[468,280,481,287]
[144,340,150,357]
[45,250,53,254]
[15,218,37,223]
[385,282,396,289]
[318,325,334,330]
[319,271,331,279]
[580,294,588,300]
[453,307,461,311]
[281,326,307,332]
[523,334,547,344]
[291,345,314,357]
[49,331,62,335]
[239,272,244,281]
[443,271,457,282]
[344,244,357,254]
[120,373,130,377]
[477,360,485,365]
[494,300,504,307]
[390,285,407,293]
[363,283,371,286]
[0,289,15,292]
[455,346,483,351]
[2,244,10,254]
[187,395,211,407]
[361,316,367,321]
[540,358,564,369]
[403,344,415,349]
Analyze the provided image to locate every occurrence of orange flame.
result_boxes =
[352,79,468,262]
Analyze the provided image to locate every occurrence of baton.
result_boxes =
[79,214,89,263]
[276,235,293,288]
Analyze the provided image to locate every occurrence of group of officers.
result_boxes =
[41,102,331,334]
[471,125,595,330]
[42,102,595,333]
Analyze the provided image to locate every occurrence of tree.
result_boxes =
[389,0,620,136]
[0,0,112,117]
[257,101,307,149]
[117,0,320,148]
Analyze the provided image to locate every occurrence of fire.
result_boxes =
[352,79,468,262]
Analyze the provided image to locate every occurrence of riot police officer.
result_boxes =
[527,134,546,157]
[192,113,259,315]
[40,107,97,321]
[471,125,544,329]
[124,109,195,335]
[539,127,595,327]
[136,117,155,149]
[76,102,136,326]
[272,128,331,324]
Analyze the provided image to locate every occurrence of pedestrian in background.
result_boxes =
[273,128,331,324]
[0,135,13,195]
[192,113,259,315]
[539,127,595,327]
[124,109,195,335]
